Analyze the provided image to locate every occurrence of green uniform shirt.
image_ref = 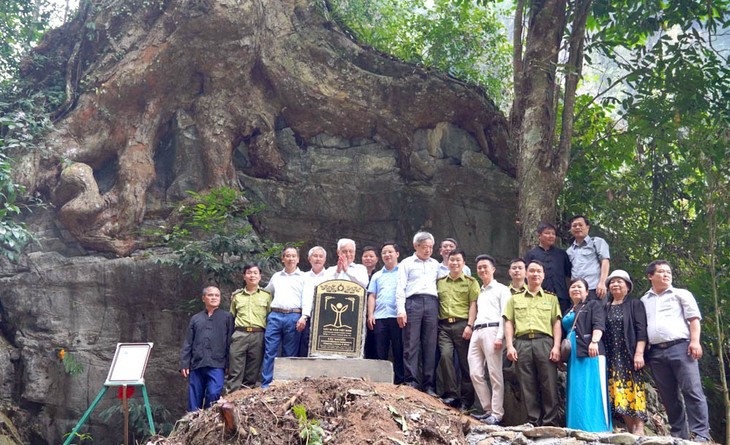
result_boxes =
[230,287,272,329]
[509,283,526,295]
[502,287,560,337]
[437,273,479,319]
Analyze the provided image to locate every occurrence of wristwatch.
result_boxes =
[591,339,599,344]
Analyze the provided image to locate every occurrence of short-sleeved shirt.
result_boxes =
[367,265,399,319]
[230,287,272,329]
[436,273,479,320]
[437,263,472,279]
[567,235,610,289]
[525,245,571,302]
[503,288,561,337]
[475,279,512,340]
[641,286,702,344]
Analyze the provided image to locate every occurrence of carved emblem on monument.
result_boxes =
[310,280,366,357]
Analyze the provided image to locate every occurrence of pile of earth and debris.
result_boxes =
[149,377,475,444]
[146,377,697,445]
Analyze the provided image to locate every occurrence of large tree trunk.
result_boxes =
[512,0,589,254]
[20,0,511,256]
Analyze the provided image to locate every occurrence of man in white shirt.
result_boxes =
[396,231,440,395]
[641,260,710,441]
[468,254,511,425]
[298,246,328,357]
[325,238,369,287]
[260,246,310,388]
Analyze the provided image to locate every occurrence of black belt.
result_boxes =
[517,332,551,340]
[236,326,265,332]
[410,293,437,298]
[439,317,467,324]
[473,322,500,330]
[270,308,302,314]
[652,339,688,349]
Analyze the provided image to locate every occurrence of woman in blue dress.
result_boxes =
[562,278,612,432]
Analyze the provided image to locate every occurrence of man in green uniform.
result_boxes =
[226,263,272,391]
[503,260,562,426]
[436,248,479,409]
[508,258,527,294]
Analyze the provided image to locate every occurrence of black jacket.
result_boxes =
[568,299,606,357]
[180,308,234,370]
[605,296,648,358]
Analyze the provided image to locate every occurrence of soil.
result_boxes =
[149,378,479,445]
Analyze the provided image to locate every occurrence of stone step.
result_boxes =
[273,357,394,383]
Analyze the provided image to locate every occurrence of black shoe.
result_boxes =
[690,434,710,443]
[440,396,456,406]
[424,387,438,397]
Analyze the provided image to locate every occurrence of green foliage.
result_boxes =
[292,404,325,445]
[150,187,286,289]
[62,430,93,444]
[326,0,512,106]
[59,349,85,376]
[560,15,730,435]
[0,88,56,262]
[99,399,173,442]
[0,0,53,80]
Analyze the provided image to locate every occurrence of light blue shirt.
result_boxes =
[567,235,610,289]
[368,265,399,319]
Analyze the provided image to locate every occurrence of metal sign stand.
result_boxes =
[63,343,155,445]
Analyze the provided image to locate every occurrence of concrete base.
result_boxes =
[273,358,394,383]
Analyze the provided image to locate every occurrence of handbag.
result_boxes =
[560,306,582,362]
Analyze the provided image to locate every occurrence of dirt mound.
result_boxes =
[150,377,476,444]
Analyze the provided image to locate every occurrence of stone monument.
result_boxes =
[273,279,393,382]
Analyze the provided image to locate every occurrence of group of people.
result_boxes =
[179,216,712,441]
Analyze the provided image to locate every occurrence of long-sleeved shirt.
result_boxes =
[264,268,313,316]
[325,263,369,288]
[396,254,440,314]
[180,308,234,370]
[525,245,571,302]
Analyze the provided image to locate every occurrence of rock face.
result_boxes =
[0,228,198,443]
[2,0,521,443]
[17,0,515,258]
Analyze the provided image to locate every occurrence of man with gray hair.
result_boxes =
[396,231,440,396]
[326,238,369,287]
[299,246,328,356]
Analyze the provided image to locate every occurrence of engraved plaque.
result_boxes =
[310,279,366,358]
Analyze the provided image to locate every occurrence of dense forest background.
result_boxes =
[1,0,729,442]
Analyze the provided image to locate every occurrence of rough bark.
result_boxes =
[512,0,589,254]
[513,0,567,254]
[19,0,512,256]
